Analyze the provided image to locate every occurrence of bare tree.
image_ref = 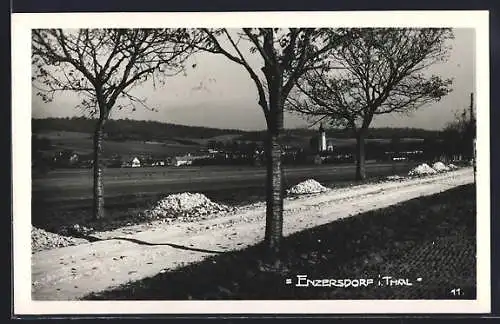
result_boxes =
[442,94,476,162]
[288,28,454,180]
[189,28,344,258]
[32,28,197,219]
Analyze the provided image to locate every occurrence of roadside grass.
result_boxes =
[84,183,476,300]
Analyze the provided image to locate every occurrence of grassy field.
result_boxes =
[84,184,476,300]
[35,130,426,159]
[32,163,415,235]
[36,131,203,158]
[31,163,415,207]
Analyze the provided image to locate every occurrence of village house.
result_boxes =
[152,160,166,167]
[122,157,141,168]
[171,153,210,167]
[172,156,193,167]
[131,157,141,168]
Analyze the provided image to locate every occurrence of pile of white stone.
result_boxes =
[144,192,233,221]
[432,161,451,172]
[408,161,461,176]
[408,163,438,176]
[287,179,330,195]
[32,227,88,253]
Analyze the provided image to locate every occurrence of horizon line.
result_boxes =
[31,116,446,133]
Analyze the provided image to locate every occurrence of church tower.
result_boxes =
[319,123,327,152]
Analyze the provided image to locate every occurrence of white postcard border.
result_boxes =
[12,10,491,315]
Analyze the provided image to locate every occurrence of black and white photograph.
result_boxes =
[12,11,490,314]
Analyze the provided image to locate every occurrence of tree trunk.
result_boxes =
[263,74,285,258]
[355,131,366,181]
[264,132,284,255]
[93,119,106,220]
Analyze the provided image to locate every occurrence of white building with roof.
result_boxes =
[131,157,141,168]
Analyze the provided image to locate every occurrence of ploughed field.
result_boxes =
[32,162,415,207]
[32,162,416,240]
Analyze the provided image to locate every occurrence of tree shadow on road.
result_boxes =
[79,234,225,254]
[83,184,476,301]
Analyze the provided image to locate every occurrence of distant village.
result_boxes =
[32,123,467,172]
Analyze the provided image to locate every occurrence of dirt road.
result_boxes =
[31,168,474,300]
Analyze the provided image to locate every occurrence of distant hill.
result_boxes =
[32,117,445,161]
[32,117,442,144]
[237,127,441,143]
[32,117,247,142]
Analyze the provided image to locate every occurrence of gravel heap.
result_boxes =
[144,192,233,221]
[408,163,438,176]
[432,161,450,172]
[287,179,330,195]
[32,227,88,253]
[60,223,94,237]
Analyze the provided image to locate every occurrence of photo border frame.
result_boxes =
[8,0,499,319]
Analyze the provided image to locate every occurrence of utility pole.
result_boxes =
[470,92,476,183]
[470,93,474,124]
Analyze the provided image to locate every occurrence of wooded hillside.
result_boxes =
[32,117,442,142]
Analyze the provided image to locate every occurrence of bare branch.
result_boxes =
[289,28,454,132]
[196,29,270,121]
[242,28,274,66]
[32,28,196,119]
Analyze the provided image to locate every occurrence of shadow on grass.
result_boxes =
[84,184,476,301]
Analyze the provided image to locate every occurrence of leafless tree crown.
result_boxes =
[287,28,454,131]
[32,28,197,117]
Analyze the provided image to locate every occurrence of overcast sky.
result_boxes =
[32,28,475,131]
